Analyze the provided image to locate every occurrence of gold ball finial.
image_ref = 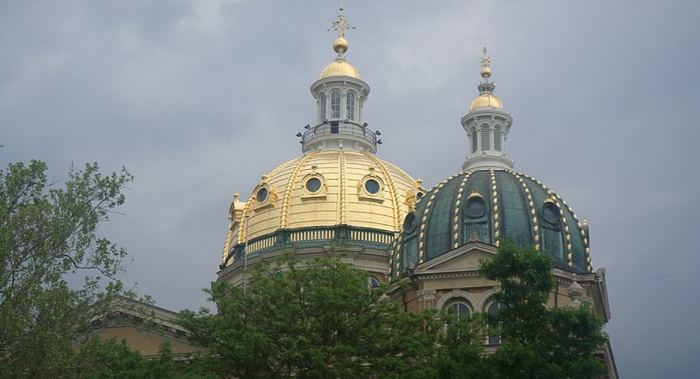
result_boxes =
[481,67,491,79]
[333,36,349,54]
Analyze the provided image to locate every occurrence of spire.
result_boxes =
[461,47,514,171]
[303,7,375,155]
[477,45,496,95]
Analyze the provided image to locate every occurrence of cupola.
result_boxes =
[304,8,374,154]
[461,47,514,170]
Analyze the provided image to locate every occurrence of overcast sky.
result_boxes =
[2,1,700,377]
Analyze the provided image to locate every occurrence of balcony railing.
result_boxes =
[301,121,377,145]
[222,225,396,267]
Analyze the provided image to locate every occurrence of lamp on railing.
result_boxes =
[377,139,383,145]
[375,130,381,135]
[296,132,302,137]
[363,122,369,127]
[304,124,311,129]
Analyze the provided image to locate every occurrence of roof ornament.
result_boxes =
[327,7,354,54]
[481,45,492,80]
[478,44,495,94]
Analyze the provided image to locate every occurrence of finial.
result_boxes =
[480,44,492,80]
[327,7,355,54]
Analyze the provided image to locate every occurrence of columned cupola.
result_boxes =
[462,47,514,170]
[303,8,376,155]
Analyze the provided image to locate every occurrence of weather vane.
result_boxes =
[327,7,355,38]
[481,45,491,69]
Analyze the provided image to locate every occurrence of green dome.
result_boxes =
[390,169,592,278]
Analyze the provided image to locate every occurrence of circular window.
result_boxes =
[305,177,322,193]
[465,197,487,218]
[404,213,417,233]
[365,179,381,194]
[542,203,560,224]
[256,187,268,203]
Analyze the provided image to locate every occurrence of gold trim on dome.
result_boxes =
[467,188,483,199]
[281,153,316,227]
[338,151,347,224]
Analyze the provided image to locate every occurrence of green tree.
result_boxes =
[479,241,608,379]
[179,254,454,379]
[0,160,133,377]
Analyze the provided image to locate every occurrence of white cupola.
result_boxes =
[301,8,378,155]
[461,47,514,171]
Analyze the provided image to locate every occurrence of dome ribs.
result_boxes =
[280,153,316,229]
[338,151,347,224]
[452,172,472,249]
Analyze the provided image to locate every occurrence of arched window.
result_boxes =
[494,126,502,151]
[471,127,478,153]
[320,93,327,120]
[368,277,380,288]
[331,90,341,119]
[481,125,491,151]
[346,91,356,121]
[448,301,471,322]
[487,301,504,345]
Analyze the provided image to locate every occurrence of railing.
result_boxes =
[223,225,396,267]
[301,121,378,145]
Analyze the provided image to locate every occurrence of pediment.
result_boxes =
[415,242,496,274]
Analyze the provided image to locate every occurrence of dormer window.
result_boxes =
[346,91,356,121]
[331,90,341,119]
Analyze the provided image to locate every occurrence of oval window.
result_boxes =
[256,187,268,203]
[305,178,322,193]
[542,203,559,224]
[416,192,424,201]
[365,179,380,194]
[404,213,417,233]
[465,197,487,218]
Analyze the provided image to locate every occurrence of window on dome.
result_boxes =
[471,128,478,153]
[481,125,490,151]
[346,91,356,121]
[487,301,504,345]
[256,188,268,203]
[404,213,417,233]
[494,126,502,151]
[542,203,560,225]
[320,93,327,120]
[331,90,341,119]
[365,179,380,194]
[305,177,322,193]
[465,196,487,218]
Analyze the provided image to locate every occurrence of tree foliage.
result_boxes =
[0,160,133,377]
[180,245,609,379]
[479,241,609,379]
[179,254,459,379]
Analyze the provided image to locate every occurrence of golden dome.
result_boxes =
[319,59,360,79]
[470,93,503,110]
[222,150,421,262]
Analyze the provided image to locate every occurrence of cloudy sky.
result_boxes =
[2,0,699,377]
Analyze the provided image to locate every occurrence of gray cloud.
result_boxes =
[2,1,699,377]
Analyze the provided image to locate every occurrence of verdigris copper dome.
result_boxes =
[390,169,592,278]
